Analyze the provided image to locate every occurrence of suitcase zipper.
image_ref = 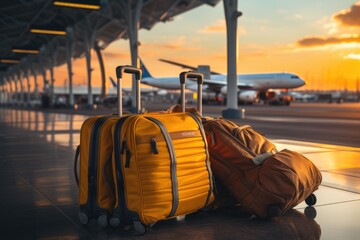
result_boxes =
[151,138,159,154]
[145,117,178,218]
[120,138,131,168]
[87,116,112,215]
[113,116,132,223]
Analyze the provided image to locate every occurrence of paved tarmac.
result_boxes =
[0,102,359,239]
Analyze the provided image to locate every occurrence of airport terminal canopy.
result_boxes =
[0,0,220,81]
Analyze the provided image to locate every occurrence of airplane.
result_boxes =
[108,76,168,96]
[138,59,305,105]
[103,76,169,108]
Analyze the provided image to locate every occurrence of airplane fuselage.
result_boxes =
[141,72,305,91]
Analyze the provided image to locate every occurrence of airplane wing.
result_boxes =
[159,59,222,75]
[109,76,165,95]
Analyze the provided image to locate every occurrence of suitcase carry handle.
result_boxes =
[74,145,80,186]
[115,65,142,117]
[179,71,204,115]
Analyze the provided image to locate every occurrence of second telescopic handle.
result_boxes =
[115,65,142,117]
[179,71,204,116]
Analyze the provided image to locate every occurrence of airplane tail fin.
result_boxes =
[109,76,117,87]
[139,58,153,78]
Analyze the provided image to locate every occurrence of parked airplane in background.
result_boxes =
[104,76,169,108]
[139,59,305,105]
[108,76,168,96]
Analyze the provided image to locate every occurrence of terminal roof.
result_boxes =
[0,0,220,80]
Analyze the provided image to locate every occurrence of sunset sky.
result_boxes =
[51,0,360,91]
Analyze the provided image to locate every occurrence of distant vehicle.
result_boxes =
[102,94,132,108]
[317,91,343,103]
[290,92,316,102]
[54,95,67,108]
[137,58,305,105]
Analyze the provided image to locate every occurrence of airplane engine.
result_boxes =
[259,90,293,105]
[259,90,277,101]
[220,86,228,95]
[238,90,259,104]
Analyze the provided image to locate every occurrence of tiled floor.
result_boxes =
[0,108,359,239]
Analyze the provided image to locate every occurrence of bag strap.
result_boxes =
[207,118,276,165]
[74,145,80,186]
[252,152,276,165]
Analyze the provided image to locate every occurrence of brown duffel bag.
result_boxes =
[203,118,322,218]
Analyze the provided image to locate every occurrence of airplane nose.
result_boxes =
[298,78,306,87]
[294,78,305,87]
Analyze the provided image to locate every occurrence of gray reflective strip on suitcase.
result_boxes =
[145,117,179,218]
[252,152,274,165]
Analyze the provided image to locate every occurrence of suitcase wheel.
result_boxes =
[305,194,317,206]
[78,211,89,226]
[97,214,108,228]
[176,215,186,222]
[109,216,120,228]
[267,205,281,218]
[134,221,149,235]
[304,206,317,219]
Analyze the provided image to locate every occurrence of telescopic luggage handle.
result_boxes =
[115,65,142,117]
[179,71,204,115]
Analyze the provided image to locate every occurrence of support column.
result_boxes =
[6,82,10,105]
[39,47,48,94]
[12,75,18,105]
[82,20,98,109]
[8,79,13,105]
[121,0,143,109]
[49,64,55,106]
[24,67,31,106]
[2,84,6,105]
[222,0,242,119]
[84,45,93,108]
[0,81,5,105]
[41,66,50,108]
[94,41,106,100]
[18,72,25,106]
[48,45,59,107]
[0,84,3,105]
[30,64,39,102]
[41,67,47,94]
[66,27,75,108]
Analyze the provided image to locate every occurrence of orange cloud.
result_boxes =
[344,53,360,60]
[199,20,246,34]
[141,36,201,51]
[200,20,226,33]
[333,1,360,27]
[297,34,360,47]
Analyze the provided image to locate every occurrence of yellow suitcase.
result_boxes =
[74,66,143,227]
[74,116,118,227]
[109,70,214,234]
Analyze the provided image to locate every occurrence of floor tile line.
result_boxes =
[16,171,95,240]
